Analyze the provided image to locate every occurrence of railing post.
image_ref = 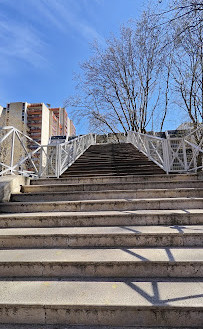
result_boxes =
[145,136,150,158]
[182,138,188,172]
[10,129,15,174]
[137,133,141,151]
[82,136,85,151]
[56,144,61,178]
[39,146,43,178]
[163,139,170,174]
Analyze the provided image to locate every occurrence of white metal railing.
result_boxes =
[39,134,96,178]
[127,125,203,173]
[0,126,96,178]
[1,125,202,178]
[0,126,41,177]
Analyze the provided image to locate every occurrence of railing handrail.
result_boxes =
[0,126,41,146]
[129,124,203,142]
[1,125,202,178]
[40,133,91,148]
[0,126,96,178]
[128,131,164,141]
[127,125,203,174]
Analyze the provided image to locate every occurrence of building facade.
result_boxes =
[27,103,50,146]
[49,107,68,136]
[68,118,76,137]
[0,105,3,117]
[0,102,76,144]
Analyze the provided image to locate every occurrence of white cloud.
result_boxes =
[29,0,105,44]
[0,11,47,69]
[0,0,105,73]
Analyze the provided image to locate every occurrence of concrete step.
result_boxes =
[30,174,200,186]
[61,169,165,177]
[22,180,203,193]
[0,247,202,278]
[64,168,163,175]
[1,197,202,213]
[66,164,161,170]
[0,225,202,248]
[0,209,202,228]
[11,188,203,202]
[1,325,201,329]
[72,159,152,165]
[0,279,202,326]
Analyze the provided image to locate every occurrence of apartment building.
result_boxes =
[0,105,3,117]
[0,103,30,171]
[0,102,28,134]
[0,101,76,142]
[27,103,50,146]
[49,107,68,136]
[49,110,58,137]
[68,118,76,137]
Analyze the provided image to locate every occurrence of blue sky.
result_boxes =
[0,0,182,134]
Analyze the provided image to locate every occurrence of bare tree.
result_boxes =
[66,10,169,134]
[158,0,203,36]
[170,3,203,127]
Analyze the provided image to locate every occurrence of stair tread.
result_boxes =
[16,187,203,195]
[1,324,202,329]
[0,225,202,236]
[24,180,203,189]
[0,208,202,219]
[31,173,200,185]
[5,196,203,203]
[0,248,202,263]
[0,280,202,307]
[1,197,202,214]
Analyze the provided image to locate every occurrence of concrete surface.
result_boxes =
[22,180,203,193]
[30,173,201,186]
[0,225,202,248]
[0,176,30,202]
[0,248,202,278]
[0,209,202,228]
[0,280,202,325]
[1,197,203,213]
[10,188,203,202]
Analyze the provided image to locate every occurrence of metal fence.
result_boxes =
[0,125,202,178]
[127,125,203,173]
[0,126,96,178]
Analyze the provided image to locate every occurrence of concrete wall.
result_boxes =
[0,175,30,202]
[1,102,28,134]
[8,103,27,133]
[96,133,127,144]
[0,108,6,126]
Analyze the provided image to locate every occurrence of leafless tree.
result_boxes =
[66,10,169,134]
[170,3,203,127]
[157,0,203,37]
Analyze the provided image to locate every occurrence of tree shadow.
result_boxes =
[126,281,203,305]
[164,247,175,262]
[121,247,176,262]
[119,226,141,233]
[121,247,149,261]
[170,225,203,233]
[169,225,186,234]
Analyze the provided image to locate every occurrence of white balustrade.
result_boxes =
[0,125,202,178]
[127,125,203,173]
[0,126,96,178]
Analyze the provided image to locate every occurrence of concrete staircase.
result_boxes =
[60,143,165,177]
[0,143,202,328]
